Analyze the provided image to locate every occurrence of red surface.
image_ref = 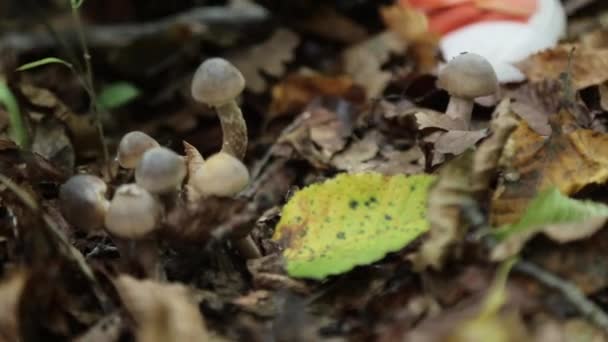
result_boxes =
[401,0,537,35]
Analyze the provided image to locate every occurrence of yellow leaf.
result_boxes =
[273,172,435,279]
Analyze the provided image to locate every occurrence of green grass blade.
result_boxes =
[17,57,74,72]
[0,82,28,148]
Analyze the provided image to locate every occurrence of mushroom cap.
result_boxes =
[191,152,249,197]
[191,58,245,106]
[59,174,109,231]
[437,52,498,99]
[117,131,160,169]
[105,184,160,239]
[135,147,187,194]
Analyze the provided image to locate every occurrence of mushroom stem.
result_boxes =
[216,101,247,160]
[445,96,474,129]
[232,235,261,259]
[115,238,165,280]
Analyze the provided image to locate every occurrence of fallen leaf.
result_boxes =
[114,275,208,342]
[412,151,474,271]
[31,118,74,174]
[273,172,435,279]
[231,29,300,93]
[183,140,205,202]
[330,131,382,171]
[492,188,608,260]
[434,129,488,155]
[491,110,608,226]
[343,31,407,98]
[269,71,364,116]
[19,84,100,159]
[472,99,519,196]
[505,80,562,136]
[277,103,358,167]
[526,228,608,294]
[415,110,487,159]
[0,271,26,342]
[380,4,440,73]
[517,44,608,90]
[294,6,368,44]
[415,110,467,131]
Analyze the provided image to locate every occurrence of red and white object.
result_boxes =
[402,0,566,82]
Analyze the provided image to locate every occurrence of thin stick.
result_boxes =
[70,4,111,176]
[514,259,608,332]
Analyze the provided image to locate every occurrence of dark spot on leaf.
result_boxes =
[385,214,392,221]
[337,232,346,239]
[349,200,359,209]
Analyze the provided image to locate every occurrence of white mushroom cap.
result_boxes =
[59,174,109,231]
[190,152,249,197]
[437,52,498,99]
[104,184,160,239]
[117,131,160,169]
[191,58,245,107]
[135,147,187,194]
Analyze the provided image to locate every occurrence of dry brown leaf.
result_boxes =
[380,4,440,73]
[491,110,608,226]
[472,99,519,196]
[294,6,368,44]
[19,84,100,159]
[415,111,467,131]
[505,80,562,136]
[526,228,608,294]
[230,28,300,93]
[0,271,26,342]
[183,140,205,202]
[269,71,364,116]
[343,31,407,98]
[516,44,608,89]
[511,102,552,136]
[31,118,74,174]
[374,146,426,175]
[412,151,473,271]
[434,130,488,155]
[330,131,381,171]
[277,104,357,168]
[114,275,208,342]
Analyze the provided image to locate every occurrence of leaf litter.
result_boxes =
[4,1,608,341]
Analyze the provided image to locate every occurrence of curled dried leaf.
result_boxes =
[114,275,208,342]
[231,29,300,93]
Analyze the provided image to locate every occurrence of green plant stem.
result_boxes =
[70,4,110,175]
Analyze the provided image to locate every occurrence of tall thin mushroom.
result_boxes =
[191,58,247,160]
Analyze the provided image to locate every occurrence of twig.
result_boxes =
[514,259,608,332]
[0,6,269,53]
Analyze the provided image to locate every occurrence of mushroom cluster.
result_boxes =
[58,58,258,278]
